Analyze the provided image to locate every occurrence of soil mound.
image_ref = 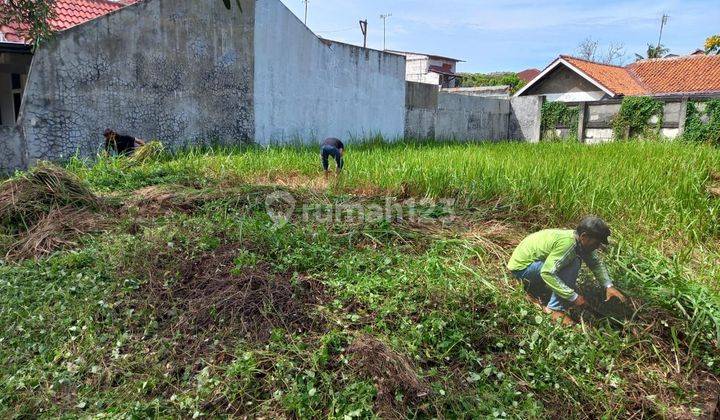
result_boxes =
[347,335,430,418]
[136,243,326,365]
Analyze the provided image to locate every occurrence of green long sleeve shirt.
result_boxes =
[507,229,613,300]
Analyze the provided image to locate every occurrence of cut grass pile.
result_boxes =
[0,139,719,417]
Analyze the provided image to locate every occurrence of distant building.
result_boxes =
[517,68,540,83]
[386,50,463,88]
[515,54,720,102]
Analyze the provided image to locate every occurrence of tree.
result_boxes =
[575,37,625,64]
[0,0,57,49]
[458,72,526,94]
[635,43,670,61]
[706,35,720,55]
[0,0,242,48]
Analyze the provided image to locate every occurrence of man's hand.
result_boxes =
[605,286,626,302]
[573,295,587,307]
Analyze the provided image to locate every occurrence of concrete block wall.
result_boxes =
[17,0,255,165]
[403,82,542,142]
[435,92,510,140]
[253,0,406,143]
[404,81,437,139]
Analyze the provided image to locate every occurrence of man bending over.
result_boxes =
[321,137,344,177]
[507,216,626,325]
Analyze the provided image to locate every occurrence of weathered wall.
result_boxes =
[404,82,437,139]
[435,92,510,140]
[18,0,254,163]
[0,125,25,173]
[523,65,606,102]
[253,0,406,144]
[509,96,542,142]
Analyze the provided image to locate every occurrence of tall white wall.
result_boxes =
[253,0,406,144]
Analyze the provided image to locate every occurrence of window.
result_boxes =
[11,73,21,90]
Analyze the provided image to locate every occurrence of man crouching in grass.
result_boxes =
[507,216,626,326]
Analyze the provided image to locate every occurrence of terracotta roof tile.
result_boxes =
[1,0,137,44]
[551,54,720,97]
[628,55,720,95]
[560,55,647,96]
[517,68,540,83]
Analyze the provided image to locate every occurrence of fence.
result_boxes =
[405,82,542,142]
[543,94,720,143]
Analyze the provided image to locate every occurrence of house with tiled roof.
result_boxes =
[0,0,136,126]
[514,54,720,102]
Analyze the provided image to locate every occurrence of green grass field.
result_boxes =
[1,140,719,418]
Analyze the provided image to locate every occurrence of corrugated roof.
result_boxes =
[1,0,136,44]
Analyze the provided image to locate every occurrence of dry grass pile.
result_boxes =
[0,162,101,232]
[347,335,430,418]
[126,141,165,166]
[5,207,108,260]
[0,163,105,260]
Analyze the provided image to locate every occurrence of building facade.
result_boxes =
[387,50,462,88]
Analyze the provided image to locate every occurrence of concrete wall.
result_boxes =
[0,125,24,172]
[253,0,406,144]
[404,81,437,139]
[435,92,510,141]
[17,0,255,163]
[523,65,606,102]
[509,96,542,142]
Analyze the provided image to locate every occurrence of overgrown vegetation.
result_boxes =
[541,101,579,140]
[458,72,526,94]
[1,140,719,417]
[684,99,720,146]
[612,96,664,140]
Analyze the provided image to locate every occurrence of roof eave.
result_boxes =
[514,57,618,98]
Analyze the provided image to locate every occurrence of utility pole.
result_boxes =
[657,13,669,49]
[380,13,392,50]
[302,0,309,25]
[359,19,368,48]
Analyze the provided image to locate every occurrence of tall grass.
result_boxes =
[70,140,720,247]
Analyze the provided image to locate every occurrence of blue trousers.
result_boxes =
[321,145,343,171]
[512,258,581,311]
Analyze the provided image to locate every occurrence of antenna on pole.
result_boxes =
[380,13,392,50]
[302,0,309,25]
[359,19,368,48]
[657,13,669,49]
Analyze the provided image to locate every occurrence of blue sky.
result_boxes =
[279,0,720,73]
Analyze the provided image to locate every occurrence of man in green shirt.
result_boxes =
[507,216,626,325]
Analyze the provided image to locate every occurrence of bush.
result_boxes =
[541,101,579,140]
[683,99,720,146]
[612,96,664,140]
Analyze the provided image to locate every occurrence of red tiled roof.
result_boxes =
[1,0,136,44]
[627,54,720,95]
[560,55,647,96]
[517,68,540,83]
[550,54,720,97]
